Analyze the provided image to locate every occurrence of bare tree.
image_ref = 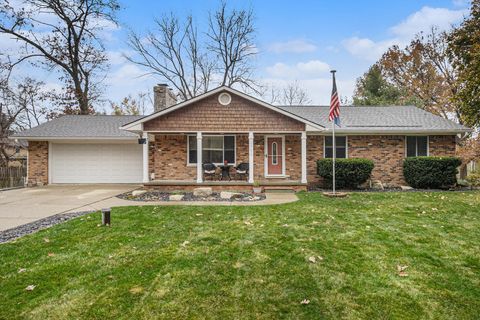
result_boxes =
[260,81,312,105]
[126,15,214,101]
[0,60,48,166]
[126,2,257,101]
[280,81,312,105]
[0,0,120,114]
[207,1,257,91]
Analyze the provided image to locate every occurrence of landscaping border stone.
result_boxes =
[0,211,94,244]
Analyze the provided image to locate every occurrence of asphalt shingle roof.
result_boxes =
[277,105,470,132]
[11,105,469,139]
[11,115,143,138]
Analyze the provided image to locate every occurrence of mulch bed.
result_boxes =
[0,210,94,244]
[117,191,266,202]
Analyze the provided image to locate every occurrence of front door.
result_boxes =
[266,137,284,176]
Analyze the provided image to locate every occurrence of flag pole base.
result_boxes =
[323,192,348,198]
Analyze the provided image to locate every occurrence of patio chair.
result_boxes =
[202,163,217,180]
[234,162,249,181]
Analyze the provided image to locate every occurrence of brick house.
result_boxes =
[11,85,470,190]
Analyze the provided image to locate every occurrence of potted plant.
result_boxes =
[252,181,262,194]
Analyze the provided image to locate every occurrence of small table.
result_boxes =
[219,165,232,181]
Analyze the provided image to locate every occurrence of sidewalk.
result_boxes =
[65,192,299,213]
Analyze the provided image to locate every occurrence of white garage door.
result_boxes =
[51,143,143,183]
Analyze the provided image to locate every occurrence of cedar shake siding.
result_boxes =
[28,141,48,186]
[143,92,306,132]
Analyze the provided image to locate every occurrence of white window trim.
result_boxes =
[405,135,429,157]
[264,135,286,177]
[187,134,236,166]
[323,135,348,159]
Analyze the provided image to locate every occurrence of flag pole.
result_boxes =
[331,70,337,195]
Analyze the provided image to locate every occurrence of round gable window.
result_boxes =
[218,92,232,106]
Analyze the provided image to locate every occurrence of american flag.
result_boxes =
[329,71,340,125]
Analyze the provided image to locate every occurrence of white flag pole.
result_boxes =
[330,70,337,195]
[332,115,336,195]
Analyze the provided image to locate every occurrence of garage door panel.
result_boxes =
[51,143,143,183]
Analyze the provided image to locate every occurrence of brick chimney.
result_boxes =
[153,84,177,112]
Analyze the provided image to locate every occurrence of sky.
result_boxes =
[2,0,471,112]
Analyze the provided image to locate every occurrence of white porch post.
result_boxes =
[301,131,307,184]
[196,132,203,183]
[248,132,254,183]
[142,132,149,183]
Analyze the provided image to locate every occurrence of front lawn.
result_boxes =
[1,192,479,319]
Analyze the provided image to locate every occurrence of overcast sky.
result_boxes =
[2,0,471,112]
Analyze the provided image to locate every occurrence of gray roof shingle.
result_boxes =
[11,105,470,139]
[277,105,470,133]
[11,115,143,138]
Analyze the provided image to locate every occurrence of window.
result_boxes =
[406,136,428,157]
[188,135,235,165]
[324,136,347,158]
[272,142,278,165]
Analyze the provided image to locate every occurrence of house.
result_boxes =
[11,84,471,190]
[0,138,27,167]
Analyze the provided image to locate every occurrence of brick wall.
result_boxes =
[28,141,48,186]
[306,136,323,186]
[348,135,406,186]
[148,134,457,187]
[144,91,305,132]
[429,135,456,156]
[150,135,196,180]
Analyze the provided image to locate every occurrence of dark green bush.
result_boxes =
[403,156,461,189]
[317,158,374,189]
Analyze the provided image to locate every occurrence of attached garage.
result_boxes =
[50,143,143,183]
[11,115,146,186]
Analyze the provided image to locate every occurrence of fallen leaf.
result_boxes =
[300,299,310,305]
[317,256,324,261]
[43,238,50,243]
[47,253,55,257]
[308,256,316,263]
[397,265,408,272]
[129,286,144,294]
[398,271,409,277]
[18,268,26,273]
[25,285,36,291]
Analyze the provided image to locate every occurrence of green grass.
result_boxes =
[1,191,479,319]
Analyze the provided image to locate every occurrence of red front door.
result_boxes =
[266,137,283,175]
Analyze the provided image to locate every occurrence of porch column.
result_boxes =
[301,131,307,184]
[142,132,149,183]
[196,132,203,183]
[248,132,254,183]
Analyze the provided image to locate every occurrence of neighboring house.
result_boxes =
[0,138,27,167]
[11,84,471,190]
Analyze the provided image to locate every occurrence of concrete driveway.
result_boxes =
[0,184,139,231]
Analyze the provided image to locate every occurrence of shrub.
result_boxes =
[403,156,461,189]
[317,158,374,189]
[466,170,480,187]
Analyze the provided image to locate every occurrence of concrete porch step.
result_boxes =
[263,186,296,193]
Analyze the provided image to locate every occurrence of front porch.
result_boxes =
[142,131,309,191]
